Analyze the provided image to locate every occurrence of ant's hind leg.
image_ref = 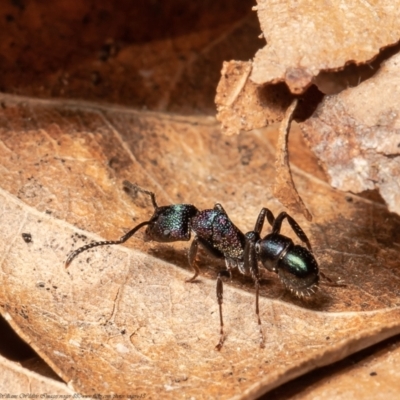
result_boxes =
[272,212,312,251]
[254,279,265,348]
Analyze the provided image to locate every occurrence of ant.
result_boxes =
[65,181,320,350]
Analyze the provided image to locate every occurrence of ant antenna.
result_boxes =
[123,181,158,209]
[65,220,150,268]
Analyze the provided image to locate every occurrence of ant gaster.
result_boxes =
[244,208,319,297]
[65,182,319,350]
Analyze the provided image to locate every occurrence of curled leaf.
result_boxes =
[273,100,312,221]
[300,52,400,215]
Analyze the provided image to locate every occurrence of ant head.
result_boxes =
[144,204,199,243]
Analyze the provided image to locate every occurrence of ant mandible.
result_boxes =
[65,181,319,350]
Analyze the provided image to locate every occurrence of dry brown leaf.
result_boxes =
[0,353,72,395]
[268,334,400,399]
[2,1,400,398]
[251,0,400,93]
[215,61,293,135]
[1,94,400,398]
[300,51,400,215]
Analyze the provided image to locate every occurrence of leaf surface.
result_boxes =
[1,95,400,398]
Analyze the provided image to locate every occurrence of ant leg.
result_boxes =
[65,220,150,268]
[254,279,264,348]
[186,235,225,283]
[244,236,265,348]
[272,212,312,252]
[123,180,158,209]
[186,236,200,282]
[215,269,231,351]
[253,208,275,233]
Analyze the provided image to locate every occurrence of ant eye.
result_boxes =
[255,243,260,253]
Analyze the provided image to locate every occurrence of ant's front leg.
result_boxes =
[215,269,231,351]
[272,212,312,252]
[186,236,200,282]
[185,234,225,283]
